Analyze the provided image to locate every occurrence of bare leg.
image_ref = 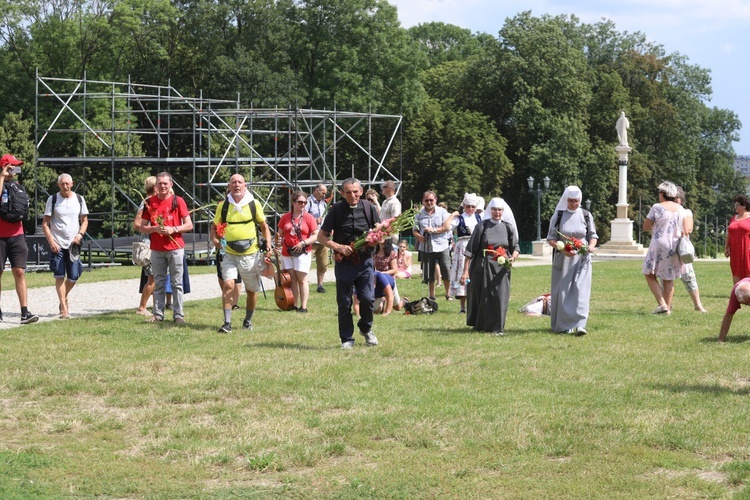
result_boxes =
[296,271,309,309]
[645,274,665,306]
[689,289,707,311]
[12,267,28,308]
[137,275,155,313]
[663,279,675,309]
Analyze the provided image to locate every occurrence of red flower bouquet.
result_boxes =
[556,231,594,256]
[483,244,513,269]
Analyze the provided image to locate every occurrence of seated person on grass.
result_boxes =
[353,271,407,316]
[718,278,750,342]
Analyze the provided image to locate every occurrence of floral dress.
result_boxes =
[642,204,683,280]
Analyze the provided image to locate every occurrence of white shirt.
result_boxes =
[44,193,89,249]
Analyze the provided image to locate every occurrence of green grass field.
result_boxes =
[1,259,750,498]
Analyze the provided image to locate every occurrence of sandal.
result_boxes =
[146,316,163,323]
[445,296,454,301]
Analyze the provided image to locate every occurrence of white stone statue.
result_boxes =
[616,111,629,147]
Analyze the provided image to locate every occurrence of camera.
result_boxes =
[9,167,20,175]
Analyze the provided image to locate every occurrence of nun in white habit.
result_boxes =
[459,197,520,334]
[546,186,598,335]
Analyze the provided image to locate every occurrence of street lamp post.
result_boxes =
[527,176,551,241]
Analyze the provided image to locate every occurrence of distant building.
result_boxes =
[734,156,750,195]
[735,155,750,177]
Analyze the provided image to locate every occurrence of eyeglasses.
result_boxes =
[423,199,436,203]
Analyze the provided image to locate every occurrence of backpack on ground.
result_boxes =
[405,297,439,315]
[0,181,30,222]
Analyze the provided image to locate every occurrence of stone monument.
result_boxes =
[599,111,646,255]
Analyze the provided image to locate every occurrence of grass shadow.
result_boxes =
[654,383,750,396]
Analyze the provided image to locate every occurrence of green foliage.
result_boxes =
[0,3,742,245]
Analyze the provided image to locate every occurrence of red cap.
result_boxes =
[0,154,23,167]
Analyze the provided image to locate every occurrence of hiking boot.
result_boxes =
[20,311,38,325]
[242,319,253,330]
[341,340,355,349]
[218,322,232,334]
[360,330,378,346]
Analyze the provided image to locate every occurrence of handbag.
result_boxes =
[677,236,695,264]
[132,240,151,266]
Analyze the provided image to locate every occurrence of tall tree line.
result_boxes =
[0,2,742,248]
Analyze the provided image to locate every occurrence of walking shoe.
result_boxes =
[360,330,378,346]
[574,327,587,337]
[20,311,39,325]
[242,319,253,330]
[341,340,355,349]
[296,307,308,313]
[218,322,232,334]
[317,285,326,293]
[174,317,185,325]
[651,304,670,314]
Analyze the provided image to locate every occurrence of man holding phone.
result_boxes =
[0,154,38,324]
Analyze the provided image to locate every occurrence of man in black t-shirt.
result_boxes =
[318,178,380,349]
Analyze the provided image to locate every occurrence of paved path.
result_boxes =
[0,255,555,329]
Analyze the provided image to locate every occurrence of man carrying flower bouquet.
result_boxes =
[318,177,380,349]
[140,172,193,324]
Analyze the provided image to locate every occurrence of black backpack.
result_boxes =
[0,181,30,222]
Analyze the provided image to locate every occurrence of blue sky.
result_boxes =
[390,0,750,155]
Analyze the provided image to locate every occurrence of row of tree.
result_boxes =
[0,0,743,250]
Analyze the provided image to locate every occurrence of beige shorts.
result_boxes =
[220,252,263,293]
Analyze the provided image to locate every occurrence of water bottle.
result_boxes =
[219,237,227,255]
[1,189,7,206]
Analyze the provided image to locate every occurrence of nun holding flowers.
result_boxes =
[459,198,520,334]
[546,186,598,336]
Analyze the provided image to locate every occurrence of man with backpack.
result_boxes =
[0,154,38,324]
[140,172,193,324]
[42,173,88,319]
[210,173,271,333]
[318,178,380,349]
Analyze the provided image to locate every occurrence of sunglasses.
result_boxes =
[295,200,306,204]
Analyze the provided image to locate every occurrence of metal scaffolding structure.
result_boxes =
[34,72,403,260]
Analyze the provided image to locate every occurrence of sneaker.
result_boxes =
[360,330,378,346]
[174,317,185,325]
[317,285,326,293]
[20,312,38,325]
[341,340,355,349]
[218,322,232,334]
[574,327,587,337]
[296,307,308,313]
[242,319,253,330]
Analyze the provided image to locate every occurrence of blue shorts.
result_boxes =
[50,249,83,281]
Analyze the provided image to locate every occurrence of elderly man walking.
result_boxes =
[210,174,271,333]
[42,173,88,318]
[305,183,329,293]
[140,172,193,324]
[318,178,380,349]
